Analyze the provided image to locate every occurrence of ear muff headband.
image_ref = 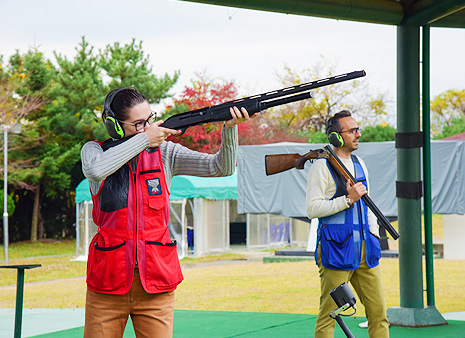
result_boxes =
[326,118,344,148]
[103,88,126,139]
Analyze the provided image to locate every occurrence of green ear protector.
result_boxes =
[326,117,344,148]
[103,88,126,139]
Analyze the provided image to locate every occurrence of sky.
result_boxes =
[1,0,465,120]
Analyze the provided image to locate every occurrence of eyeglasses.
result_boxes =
[119,111,156,131]
[339,127,361,135]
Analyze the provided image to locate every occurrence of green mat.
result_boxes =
[29,310,465,338]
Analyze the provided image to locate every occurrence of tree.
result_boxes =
[359,124,396,142]
[99,39,179,104]
[163,72,239,153]
[53,37,107,142]
[162,72,308,151]
[0,189,15,217]
[268,59,391,139]
[433,116,465,140]
[0,50,47,241]
[3,38,180,242]
[430,89,465,136]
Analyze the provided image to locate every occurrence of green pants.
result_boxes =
[315,242,389,338]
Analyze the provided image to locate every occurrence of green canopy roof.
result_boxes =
[75,172,237,203]
[75,178,92,204]
[180,0,465,28]
[170,172,237,201]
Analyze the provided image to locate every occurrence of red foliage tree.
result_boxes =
[166,73,238,153]
[166,73,308,152]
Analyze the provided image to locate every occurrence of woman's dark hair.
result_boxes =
[105,88,147,121]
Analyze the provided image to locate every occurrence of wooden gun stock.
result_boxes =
[265,154,302,176]
[265,150,327,176]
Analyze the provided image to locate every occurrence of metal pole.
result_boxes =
[422,24,436,306]
[84,201,90,257]
[396,24,423,309]
[3,126,9,264]
[75,202,80,257]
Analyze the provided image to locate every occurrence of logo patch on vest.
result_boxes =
[146,178,162,195]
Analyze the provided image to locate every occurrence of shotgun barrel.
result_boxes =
[161,70,366,134]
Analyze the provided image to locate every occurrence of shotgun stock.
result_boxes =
[265,150,328,175]
[264,146,400,240]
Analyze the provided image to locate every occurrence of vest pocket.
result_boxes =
[87,235,127,292]
[145,240,183,290]
[144,197,166,229]
[366,232,382,266]
[320,225,357,269]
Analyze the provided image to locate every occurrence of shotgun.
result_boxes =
[161,70,366,134]
[264,146,400,240]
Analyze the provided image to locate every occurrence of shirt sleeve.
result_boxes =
[81,133,150,194]
[161,125,238,187]
[305,159,350,219]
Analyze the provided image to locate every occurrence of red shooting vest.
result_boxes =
[87,140,183,295]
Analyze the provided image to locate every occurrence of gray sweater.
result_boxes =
[81,126,238,195]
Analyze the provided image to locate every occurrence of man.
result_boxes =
[305,110,389,338]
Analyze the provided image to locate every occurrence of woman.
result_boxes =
[81,88,252,338]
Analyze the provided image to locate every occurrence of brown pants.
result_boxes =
[84,270,175,338]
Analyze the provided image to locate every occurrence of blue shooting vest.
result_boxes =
[316,155,381,270]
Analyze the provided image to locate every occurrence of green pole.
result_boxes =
[14,268,25,338]
[422,24,435,307]
[388,23,446,327]
[0,264,41,337]
[396,23,424,309]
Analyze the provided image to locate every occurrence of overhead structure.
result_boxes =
[180,0,465,327]
[181,0,465,27]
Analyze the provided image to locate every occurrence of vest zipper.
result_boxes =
[129,158,138,269]
[357,201,365,240]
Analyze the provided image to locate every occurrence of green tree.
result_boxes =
[53,37,107,142]
[433,116,465,139]
[431,89,465,136]
[0,50,48,241]
[360,124,397,142]
[5,49,59,241]
[0,189,16,216]
[4,38,180,242]
[307,131,329,144]
[99,39,179,104]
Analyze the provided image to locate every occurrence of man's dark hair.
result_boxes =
[326,110,352,135]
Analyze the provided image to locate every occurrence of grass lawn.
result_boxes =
[1,216,464,316]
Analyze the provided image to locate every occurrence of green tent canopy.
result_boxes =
[75,178,92,204]
[169,172,237,201]
[74,172,237,203]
